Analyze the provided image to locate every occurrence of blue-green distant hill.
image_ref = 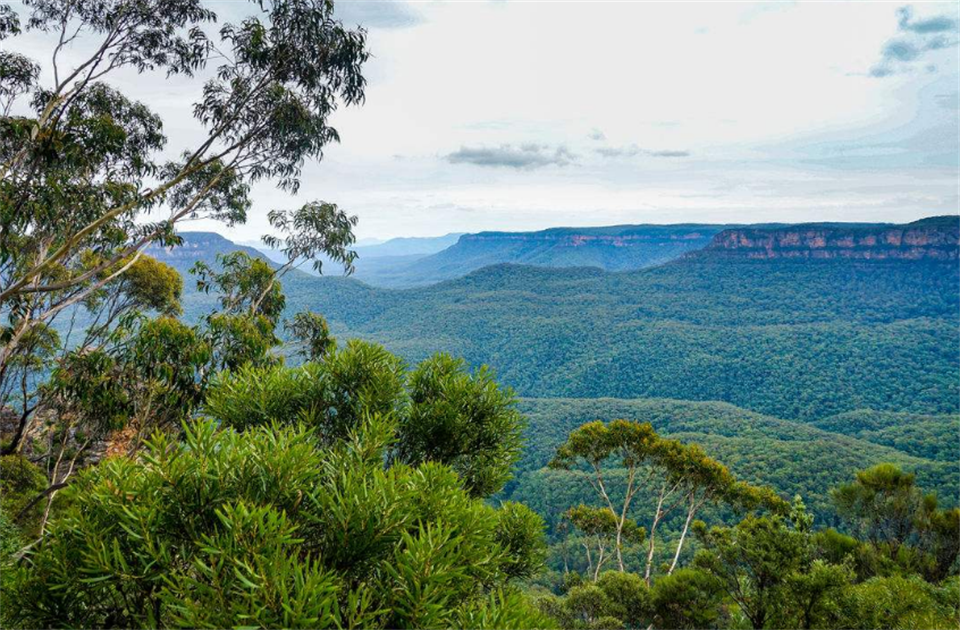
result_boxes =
[161,224,732,288]
[243,232,465,282]
[351,224,730,287]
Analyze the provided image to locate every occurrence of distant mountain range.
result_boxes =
[159,217,959,288]
[168,224,733,288]
[354,224,731,287]
[154,215,959,423]
[241,233,465,282]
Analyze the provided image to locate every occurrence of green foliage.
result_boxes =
[204,361,330,432]
[0,505,24,627]
[549,418,769,582]
[832,463,923,551]
[0,454,46,530]
[505,398,957,536]
[539,570,650,629]
[695,515,796,627]
[161,502,341,629]
[317,340,407,442]
[206,343,526,497]
[840,575,960,630]
[649,567,725,629]
[1,0,370,458]
[206,340,404,442]
[194,252,286,325]
[255,256,959,423]
[115,254,183,316]
[785,560,855,629]
[397,353,525,497]
[494,502,548,580]
[44,348,131,436]
[204,312,280,372]
[120,315,210,431]
[4,417,546,628]
[832,464,960,582]
[456,588,558,630]
[286,310,336,361]
[594,571,650,625]
[263,201,359,276]
[812,410,960,462]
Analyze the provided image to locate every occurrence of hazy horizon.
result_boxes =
[11,0,960,241]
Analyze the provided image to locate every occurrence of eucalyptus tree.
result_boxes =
[550,420,658,573]
[0,0,369,370]
[832,463,960,582]
[565,504,643,582]
[550,419,783,583]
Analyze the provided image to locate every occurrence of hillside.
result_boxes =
[349,224,729,287]
[505,398,958,531]
[166,219,959,425]
[288,246,958,422]
[811,409,960,463]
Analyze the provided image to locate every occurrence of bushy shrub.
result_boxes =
[0,455,46,532]
[204,343,525,497]
[4,414,546,628]
[204,340,406,441]
[397,353,525,497]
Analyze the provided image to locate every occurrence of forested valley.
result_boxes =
[1,1,958,629]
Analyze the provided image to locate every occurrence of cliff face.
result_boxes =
[700,217,959,261]
[459,226,720,248]
[145,232,273,273]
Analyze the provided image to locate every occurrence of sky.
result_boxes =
[8,0,960,241]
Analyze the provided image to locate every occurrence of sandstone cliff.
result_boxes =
[698,216,959,261]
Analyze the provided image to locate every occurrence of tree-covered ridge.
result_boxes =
[262,252,960,422]
[504,398,957,536]
[811,410,960,463]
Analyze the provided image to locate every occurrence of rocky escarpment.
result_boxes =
[145,232,274,273]
[698,216,959,261]
[460,225,722,248]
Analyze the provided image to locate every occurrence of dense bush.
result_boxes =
[3,418,549,628]
[205,343,525,498]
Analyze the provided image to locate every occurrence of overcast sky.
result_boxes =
[10,0,960,240]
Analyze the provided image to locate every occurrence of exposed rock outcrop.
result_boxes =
[697,216,959,261]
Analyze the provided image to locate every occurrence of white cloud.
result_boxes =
[8,1,958,240]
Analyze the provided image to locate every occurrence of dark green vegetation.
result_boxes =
[5,349,549,628]
[505,398,957,533]
[812,410,959,463]
[284,251,960,423]
[532,426,959,630]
